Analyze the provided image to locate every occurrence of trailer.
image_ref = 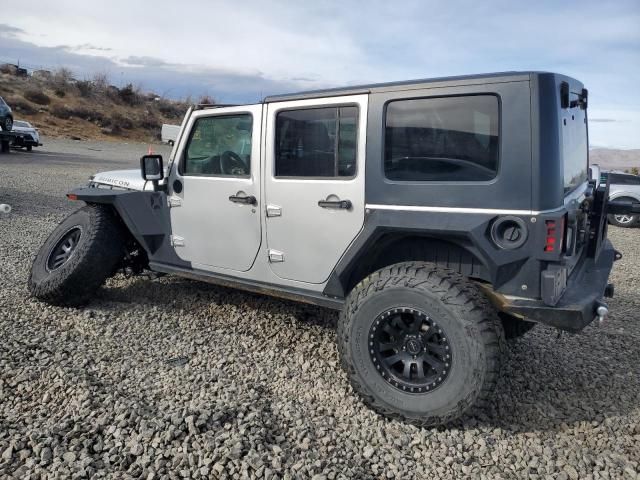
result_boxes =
[0,130,29,153]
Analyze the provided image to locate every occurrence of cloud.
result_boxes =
[0,24,25,38]
[0,33,307,103]
[1,0,639,146]
[120,56,171,68]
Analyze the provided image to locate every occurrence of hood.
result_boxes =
[91,169,149,191]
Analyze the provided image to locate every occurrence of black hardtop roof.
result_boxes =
[263,71,559,103]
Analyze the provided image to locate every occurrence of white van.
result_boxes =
[161,124,180,146]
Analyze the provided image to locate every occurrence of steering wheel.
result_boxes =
[220,151,247,175]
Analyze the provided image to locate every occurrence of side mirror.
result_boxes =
[141,154,164,181]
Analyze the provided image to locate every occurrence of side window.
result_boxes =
[275,106,358,178]
[183,114,252,176]
[384,95,499,182]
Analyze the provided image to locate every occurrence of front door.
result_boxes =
[264,95,368,283]
[168,105,262,271]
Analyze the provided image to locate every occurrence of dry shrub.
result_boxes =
[23,89,51,105]
[75,80,93,98]
[111,112,134,130]
[50,104,72,119]
[139,113,161,131]
[7,97,38,115]
[118,84,142,106]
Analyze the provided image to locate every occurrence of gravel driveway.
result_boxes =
[1,140,639,479]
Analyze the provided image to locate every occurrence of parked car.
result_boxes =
[30,72,638,426]
[600,171,640,227]
[0,96,13,131]
[161,124,180,146]
[11,120,41,151]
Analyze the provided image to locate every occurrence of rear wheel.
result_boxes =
[338,262,504,427]
[29,204,125,306]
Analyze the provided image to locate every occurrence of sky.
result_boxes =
[0,0,639,148]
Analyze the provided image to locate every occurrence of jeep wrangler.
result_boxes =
[29,72,640,426]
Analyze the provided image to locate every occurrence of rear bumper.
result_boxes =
[499,240,616,333]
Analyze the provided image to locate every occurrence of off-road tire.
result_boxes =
[338,262,504,427]
[26,145,33,152]
[500,313,536,340]
[1,115,12,132]
[29,204,125,306]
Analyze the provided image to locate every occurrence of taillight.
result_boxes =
[544,216,566,253]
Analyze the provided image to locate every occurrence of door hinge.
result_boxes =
[168,196,182,208]
[170,235,185,247]
[268,249,284,262]
[266,204,282,217]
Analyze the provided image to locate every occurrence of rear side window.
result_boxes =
[275,106,358,178]
[384,95,499,182]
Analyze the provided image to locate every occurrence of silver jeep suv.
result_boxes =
[29,72,639,426]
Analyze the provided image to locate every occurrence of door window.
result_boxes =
[275,106,358,178]
[183,114,252,176]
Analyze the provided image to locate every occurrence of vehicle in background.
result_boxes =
[11,120,41,151]
[0,96,13,131]
[601,171,640,227]
[161,124,180,146]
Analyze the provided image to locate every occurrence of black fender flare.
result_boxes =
[68,187,190,268]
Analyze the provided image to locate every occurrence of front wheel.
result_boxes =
[338,262,504,427]
[29,204,125,306]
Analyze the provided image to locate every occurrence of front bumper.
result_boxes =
[13,135,40,147]
[498,240,616,333]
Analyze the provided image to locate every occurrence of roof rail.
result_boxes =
[193,103,242,110]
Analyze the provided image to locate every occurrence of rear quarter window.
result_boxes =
[384,95,499,182]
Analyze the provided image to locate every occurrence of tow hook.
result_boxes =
[595,301,609,325]
[614,250,623,261]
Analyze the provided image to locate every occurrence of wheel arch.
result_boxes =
[324,231,491,298]
[68,187,192,269]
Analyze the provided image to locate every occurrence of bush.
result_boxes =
[50,104,72,119]
[54,89,66,98]
[6,97,37,115]
[69,106,107,124]
[198,95,215,105]
[76,80,93,97]
[111,112,134,130]
[157,99,183,118]
[23,89,51,105]
[118,83,142,106]
[139,114,161,131]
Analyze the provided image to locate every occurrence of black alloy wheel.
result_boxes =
[369,307,451,393]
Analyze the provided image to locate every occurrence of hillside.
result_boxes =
[589,148,640,172]
[0,68,189,142]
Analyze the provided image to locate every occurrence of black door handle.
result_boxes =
[229,194,256,205]
[318,199,352,209]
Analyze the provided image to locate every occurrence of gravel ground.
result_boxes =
[1,140,639,479]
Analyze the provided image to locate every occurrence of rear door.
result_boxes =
[264,95,368,283]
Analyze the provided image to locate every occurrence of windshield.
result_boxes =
[14,121,30,128]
